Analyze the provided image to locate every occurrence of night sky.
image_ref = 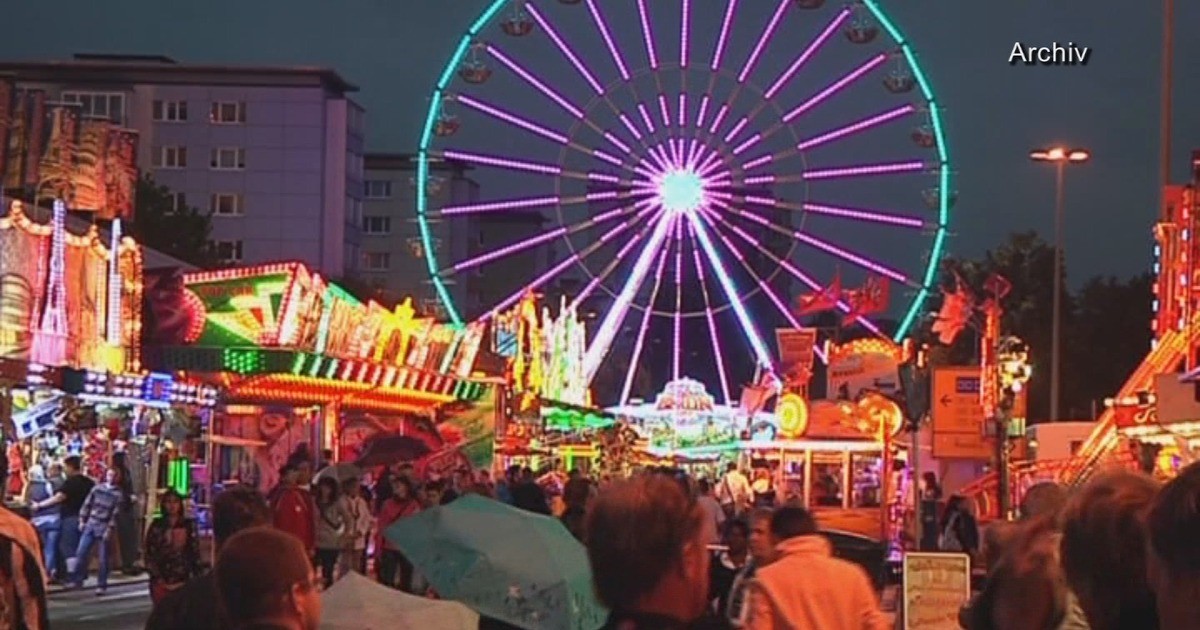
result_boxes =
[3,0,1197,287]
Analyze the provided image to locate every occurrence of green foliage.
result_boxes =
[127,174,216,267]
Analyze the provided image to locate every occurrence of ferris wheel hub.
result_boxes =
[656,169,707,215]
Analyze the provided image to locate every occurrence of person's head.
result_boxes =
[747,508,776,564]
[160,489,185,518]
[390,475,415,501]
[397,462,414,478]
[452,469,467,486]
[424,480,445,505]
[505,464,521,482]
[1020,482,1068,523]
[63,455,81,476]
[585,474,710,620]
[521,466,534,481]
[341,478,360,498]
[27,465,45,484]
[1060,469,1159,630]
[697,479,711,495]
[969,517,1069,630]
[1146,461,1200,622]
[315,477,339,505]
[212,485,272,549]
[294,459,312,482]
[922,471,938,487]
[216,527,322,630]
[48,462,62,478]
[726,462,737,473]
[103,467,117,485]
[568,468,581,479]
[279,463,299,486]
[725,519,749,556]
[321,449,333,461]
[477,469,491,483]
[770,506,819,541]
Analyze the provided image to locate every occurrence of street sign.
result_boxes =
[931,366,1027,460]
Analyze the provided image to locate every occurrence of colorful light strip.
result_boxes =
[797,104,914,151]
[619,244,673,405]
[803,202,925,229]
[456,94,569,144]
[636,0,660,70]
[485,44,585,119]
[687,222,732,404]
[783,53,889,123]
[658,94,672,129]
[737,0,790,83]
[442,149,561,175]
[637,102,656,135]
[618,113,643,141]
[680,0,691,67]
[585,0,631,81]
[711,0,739,71]
[525,2,605,95]
[678,93,688,127]
[440,195,560,216]
[673,217,683,381]
[696,95,710,127]
[803,160,926,180]
[764,8,851,99]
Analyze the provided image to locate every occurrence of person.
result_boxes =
[374,476,420,591]
[751,469,776,508]
[495,465,521,505]
[1060,469,1159,630]
[710,518,751,618]
[423,479,450,507]
[23,466,60,583]
[338,478,371,577]
[695,479,726,547]
[272,461,315,559]
[71,466,122,594]
[745,506,888,630]
[560,471,591,542]
[143,489,200,604]
[716,463,753,518]
[215,526,323,630]
[312,477,349,589]
[586,473,712,629]
[0,502,48,629]
[38,455,92,581]
[511,467,550,515]
[145,485,272,630]
[937,495,979,556]
[1146,461,1200,628]
[111,451,140,575]
[726,509,775,628]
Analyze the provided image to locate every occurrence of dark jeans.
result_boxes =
[58,515,80,577]
[315,549,339,588]
[73,528,110,589]
[33,521,60,580]
[377,549,412,592]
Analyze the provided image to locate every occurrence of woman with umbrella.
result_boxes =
[374,476,421,592]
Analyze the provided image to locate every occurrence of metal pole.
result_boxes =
[997,405,1012,519]
[1050,161,1065,422]
[1160,0,1174,200]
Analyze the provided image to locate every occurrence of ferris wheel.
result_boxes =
[415,0,952,404]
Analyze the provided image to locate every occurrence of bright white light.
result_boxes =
[657,169,705,214]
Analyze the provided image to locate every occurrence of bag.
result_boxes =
[939,514,963,551]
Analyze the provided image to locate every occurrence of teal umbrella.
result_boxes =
[385,494,607,630]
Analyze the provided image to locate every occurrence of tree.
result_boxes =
[1067,273,1154,417]
[127,174,216,267]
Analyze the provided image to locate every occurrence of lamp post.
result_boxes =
[996,336,1032,519]
[1029,147,1089,422]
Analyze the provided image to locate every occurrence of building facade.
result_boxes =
[0,54,365,278]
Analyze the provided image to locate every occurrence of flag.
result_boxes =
[841,276,891,326]
[931,273,975,345]
[983,273,1012,300]
[796,272,841,315]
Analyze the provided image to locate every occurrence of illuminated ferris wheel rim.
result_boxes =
[416,0,951,397]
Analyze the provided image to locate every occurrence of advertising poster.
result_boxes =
[63,242,107,367]
[21,91,46,191]
[72,118,110,212]
[776,327,818,386]
[102,128,138,220]
[902,552,971,629]
[826,341,901,400]
[0,214,47,361]
[438,386,496,471]
[37,102,81,203]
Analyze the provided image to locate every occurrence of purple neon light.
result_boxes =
[586,190,621,202]
[442,195,559,216]
[637,103,656,134]
[636,0,660,70]
[603,131,632,155]
[457,94,568,145]
[743,154,773,171]
[737,0,790,83]
[711,0,738,70]
[573,218,655,308]
[804,160,926,180]
[686,224,732,403]
[678,93,687,127]
[709,105,730,135]
[797,105,914,151]
[618,113,643,141]
[658,94,671,128]
[619,244,672,404]
[585,0,631,81]
[588,171,620,184]
[783,53,889,123]
[696,95,710,128]
[733,208,908,282]
[486,45,584,119]
[763,8,851,99]
[723,117,749,144]
[454,227,566,271]
[444,149,561,175]
[593,149,624,167]
[745,175,775,186]
[680,0,691,68]
[700,208,805,332]
[526,3,605,95]
[673,218,683,381]
[805,203,926,228]
[733,133,762,156]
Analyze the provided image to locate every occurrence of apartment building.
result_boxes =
[0,53,365,277]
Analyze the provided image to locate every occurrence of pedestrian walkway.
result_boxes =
[49,572,147,596]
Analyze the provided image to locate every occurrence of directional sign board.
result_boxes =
[931,366,1026,459]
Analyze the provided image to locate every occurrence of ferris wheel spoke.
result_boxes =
[484,203,662,318]
[711,0,739,71]
[739,196,928,230]
[658,94,673,130]
[636,0,661,72]
[783,53,891,124]
[672,217,684,381]
[526,2,605,96]
[737,0,790,84]
[485,44,586,119]
[619,235,674,406]
[748,104,916,166]
[684,221,733,402]
[764,8,852,100]
[435,188,652,218]
[570,213,662,309]
[805,160,928,181]
[585,0,632,82]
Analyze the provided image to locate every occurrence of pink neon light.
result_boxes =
[734,209,908,282]
[603,131,632,155]
[696,95,710,127]
[723,117,749,143]
[618,113,643,141]
[444,149,561,175]
[637,103,656,134]
[733,133,762,156]
[804,160,926,180]
[673,218,683,381]
[709,104,730,135]
[453,226,566,271]
[784,53,889,123]
[738,0,790,83]
[636,0,660,70]
[797,105,914,151]
[588,171,621,184]
[526,3,605,94]
[658,94,671,128]
[457,94,568,144]
[586,190,621,202]
[711,0,739,71]
[678,93,687,127]
[574,219,653,307]
[743,154,773,171]
[585,0,631,81]
[764,9,851,99]
[680,0,691,67]
[442,195,559,216]
[486,45,584,119]
[686,224,732,403]
[806,203,925,229]
[745,195,775,206]
[619,244,671,404]
[593,149,624,167]
[745,175,775,186]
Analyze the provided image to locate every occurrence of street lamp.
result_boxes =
[996,336,1032,519]
[1030,146,1090,422]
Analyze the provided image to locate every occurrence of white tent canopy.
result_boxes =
[321,572,479,630]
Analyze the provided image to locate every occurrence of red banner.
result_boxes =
[72,118,110,212]
[37,102,81,203]
[103,128,138,220]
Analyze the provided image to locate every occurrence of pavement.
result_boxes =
[48,578,151,630]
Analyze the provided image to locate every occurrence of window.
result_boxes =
[211,147,246,170]
[166,192,187,215]
[210,101,246,124]
[210,193,244,216]
[407,236,441,258]
[362,252,391,271]
[61,91,126,124]
[811,452,846,508]
[154,146,188,169]
[213,240,244,263]
[152,100,188,122]
[850,454,883,508]
[362,216,391,235]
[364,180,392,199]
[421,299,446,320]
